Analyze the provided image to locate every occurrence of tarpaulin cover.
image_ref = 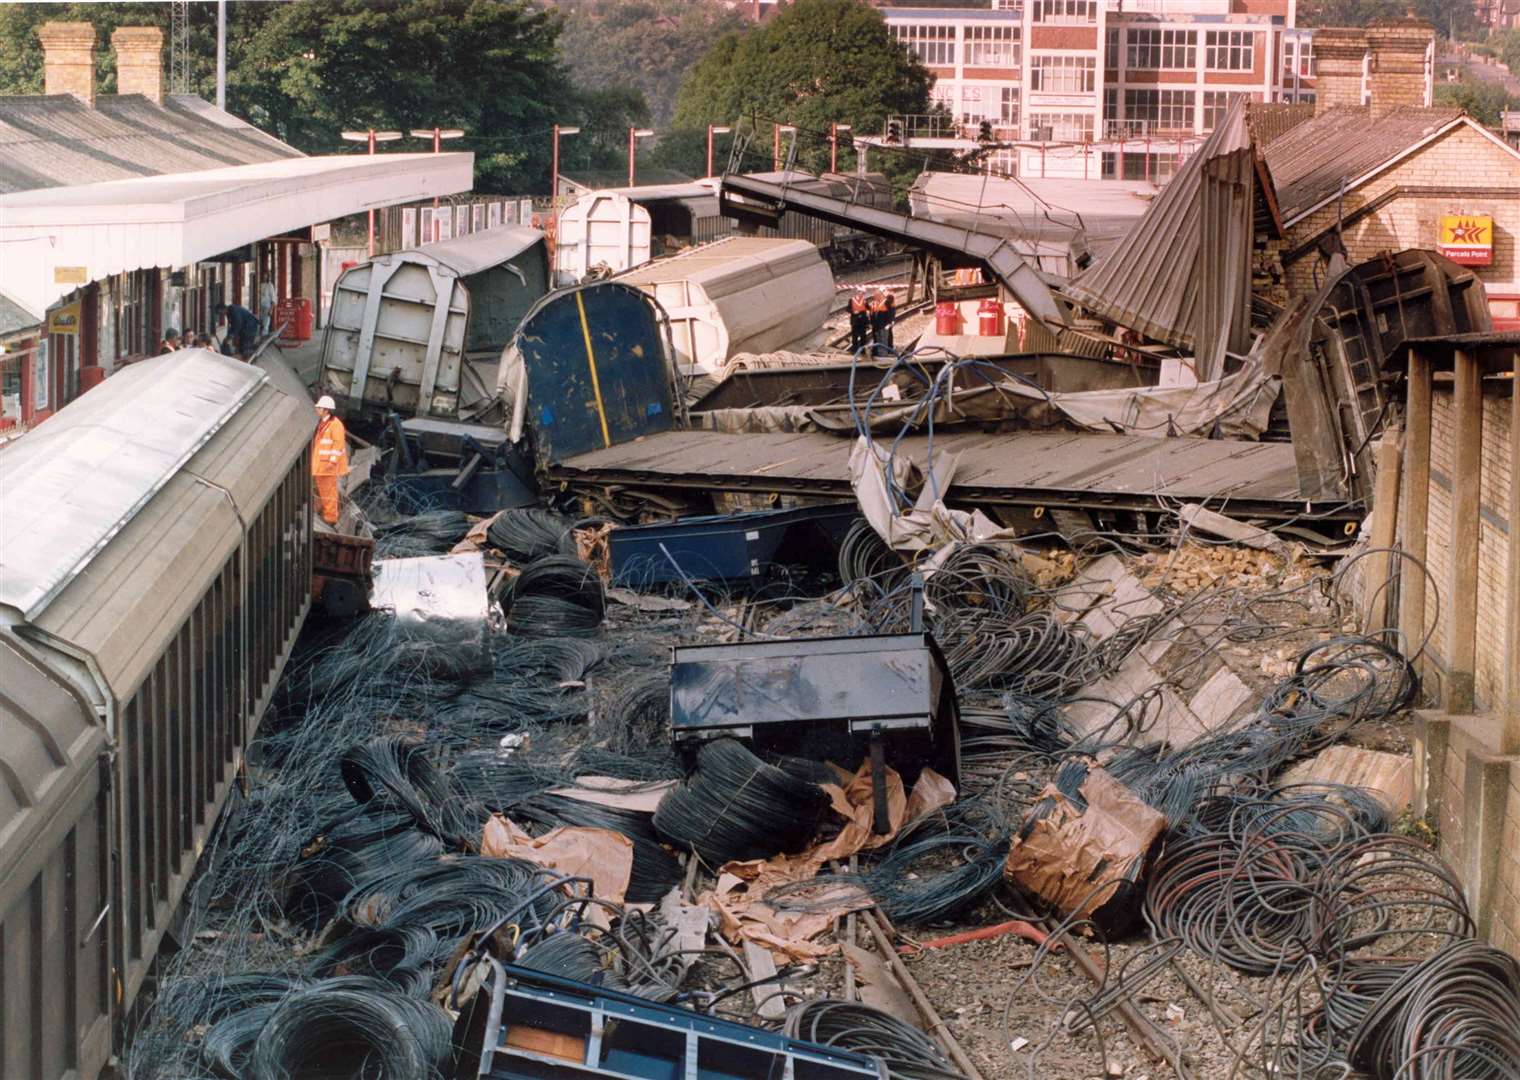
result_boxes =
[1003,767,1165,920]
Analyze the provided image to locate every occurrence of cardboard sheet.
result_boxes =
[481,815,633,913]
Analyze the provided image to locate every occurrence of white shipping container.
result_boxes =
[554,192,652,285]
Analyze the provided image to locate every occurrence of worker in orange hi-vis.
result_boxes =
[312,395,349,526]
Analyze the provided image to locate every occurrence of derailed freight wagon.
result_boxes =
[614,236,835,376]
[319,227,549,427]
[0,349,313,1079]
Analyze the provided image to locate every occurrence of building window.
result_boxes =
[1205,30,1255,72]
[1201,90,1242,130]
[1102,149,1183,182]
[1001,85,1020,123]
[1282,37,1315,79]
[1031,0,1096,25]
[992,0,1021,9]
[1123,88,1195,132]
[1031,54,1096,93]
[965,24,1017,67]
[892,23,956,67]
[1106,28,1120,68]
[960,84,988,123]
[1104,86,1119,123]
[1127,28,1196,70]
[1027,112,1095,140]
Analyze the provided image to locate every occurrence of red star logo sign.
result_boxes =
[1446,221,1488,244]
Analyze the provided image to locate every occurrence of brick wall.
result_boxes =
[1283,124,1520,297]
[1419,385,1513,710]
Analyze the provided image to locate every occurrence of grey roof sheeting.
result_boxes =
[1264,106,1463,224]
[400,226,546,278]
[0,288,40,338]
[0,92,301,195]
[1066,95,1260,381]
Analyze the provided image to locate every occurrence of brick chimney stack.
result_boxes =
[1310,28,1367,116]
[37,22,97,108]
[112,26,165,104]
[1366,16,1435,116]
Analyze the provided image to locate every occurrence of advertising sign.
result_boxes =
[1437,214,1493,266]
[53,266,88,285]
[47,301,81,335]
[401,208,417,249]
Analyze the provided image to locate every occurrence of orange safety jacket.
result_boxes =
[849,294,869,314]
[313,416,350,477]
[868,294,889,314]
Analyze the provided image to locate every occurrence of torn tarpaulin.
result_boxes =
[849,436,1016,555]
[1004,766,1165,932]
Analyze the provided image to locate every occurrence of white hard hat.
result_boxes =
[315,395,336,410]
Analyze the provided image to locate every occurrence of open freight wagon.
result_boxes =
[319,228,550,428]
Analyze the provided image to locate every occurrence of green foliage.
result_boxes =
[1298,0,1477,38]
[669,0,934,199]
[556,0,746,127]
[1434,77,1519,126]
[0,0,659,194]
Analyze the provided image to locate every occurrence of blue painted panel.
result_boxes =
[516,282,674,465]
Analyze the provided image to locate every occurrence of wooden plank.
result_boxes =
[1447,350,1483,714]
[743,940,788,1021]
[1399,349,1433,669]
[1366,425,1404,633]
[1507,350,1520,754]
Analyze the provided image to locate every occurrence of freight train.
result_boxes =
[0,348,313,1079]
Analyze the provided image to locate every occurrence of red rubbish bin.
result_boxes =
[978,298,1005,337]
[935,301,960,335]
[275,298,314,342]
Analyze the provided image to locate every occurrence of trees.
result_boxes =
[664,0,933,194]
[1297,0,1478,38]
[0,0,655,195]
[556,0,746,127]
[1435,79,1518,126]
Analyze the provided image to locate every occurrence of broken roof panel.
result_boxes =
[1065,95,1260,381]
[1263,106,1462,224]
[0,92,301,195]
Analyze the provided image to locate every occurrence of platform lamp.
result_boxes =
[706,124,732,179]
[409,128,465,210]
[341,129,403,256]
[773,124,796,171]
[628,127,655,187]
[830,123,852,173]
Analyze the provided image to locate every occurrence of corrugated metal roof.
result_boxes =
[0,92,302,195]
[0,349,264,619]
[1264,106,1463,224]
[1066,95,1259,380]
[0,288,40,339]
[1246,101,1315,146]
[400,226,546,278]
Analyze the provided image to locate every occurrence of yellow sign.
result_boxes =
[1437,214,1493,266]
[53,266,88,285]
[48,301,81,335]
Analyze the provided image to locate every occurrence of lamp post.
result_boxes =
[830,122,852,173]
[551,124,581,253]
[341,129,403,256]
[410,127,465,210]
[706,124,732,179]
[773,124,796,171]
[628,127,655,187]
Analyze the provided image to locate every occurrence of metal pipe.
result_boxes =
[216,0,226,109]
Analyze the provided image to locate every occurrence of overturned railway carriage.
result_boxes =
[0,349,313,1079]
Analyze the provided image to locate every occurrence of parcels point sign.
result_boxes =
[1437,215,1493,266]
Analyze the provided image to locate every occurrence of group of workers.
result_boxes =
[848,287,896,355]
[158,303,263,361]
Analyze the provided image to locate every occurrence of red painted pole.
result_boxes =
[367,129,377,256]
[830,122,839,173]
[628,126,637,187]
[707,125,715,179]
